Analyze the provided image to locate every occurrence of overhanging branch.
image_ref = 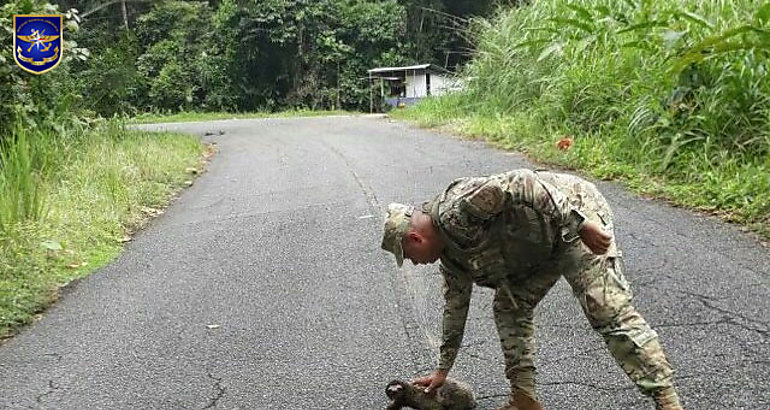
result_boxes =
[82,0,156,19]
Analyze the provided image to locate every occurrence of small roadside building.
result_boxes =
[367,64,460,111]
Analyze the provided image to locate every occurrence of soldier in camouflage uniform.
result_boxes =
[381,169,683,410]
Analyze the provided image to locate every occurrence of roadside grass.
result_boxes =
[130,109,357,124]
[0,121,208,339]
[392,100,770,241]
[391,0,770,242]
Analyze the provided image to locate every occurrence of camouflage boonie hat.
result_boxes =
[381,203,414,267]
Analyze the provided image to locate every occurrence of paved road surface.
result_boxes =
[1,115,767,409]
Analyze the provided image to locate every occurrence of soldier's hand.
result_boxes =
[578,221,612,255]
[412,369,448,394]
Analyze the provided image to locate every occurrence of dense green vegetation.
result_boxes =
[1,0,500,335]
[2,0,766,336]
[2,0,503,124]
[0,123,205,338]
[396,0,770,239]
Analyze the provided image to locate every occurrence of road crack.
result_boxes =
[321,141,380,213]
[35,380,59,404]
[202,371,226,409]
[676,290,768,337]
[42,352,63,362]
[655,319,731,329]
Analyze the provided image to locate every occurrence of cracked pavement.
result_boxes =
[0,115,767,409]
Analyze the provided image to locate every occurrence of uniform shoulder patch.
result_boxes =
[462,179,505,219]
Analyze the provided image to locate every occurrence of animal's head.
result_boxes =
[385,380,407,400]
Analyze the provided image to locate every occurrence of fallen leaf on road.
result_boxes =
[206,324,220,329]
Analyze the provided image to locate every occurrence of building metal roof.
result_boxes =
[367,64,435,74]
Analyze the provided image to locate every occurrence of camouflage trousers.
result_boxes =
[493,174,680,404]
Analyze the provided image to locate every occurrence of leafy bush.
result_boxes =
[0,0,89,139]
[401,0,770,236]
[465,0,770,158]
[65,0,412,114]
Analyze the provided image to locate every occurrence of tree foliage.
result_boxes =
[1,0,88,138]
[1,0,502,125]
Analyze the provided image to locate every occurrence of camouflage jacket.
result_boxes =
[423,169,593,371]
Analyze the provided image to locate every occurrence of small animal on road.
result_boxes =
[385,379,476,410]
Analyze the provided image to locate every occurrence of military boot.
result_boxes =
[494,388,544,410]
[654,387,683,410]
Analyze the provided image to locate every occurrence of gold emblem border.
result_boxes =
[13,14,64,75]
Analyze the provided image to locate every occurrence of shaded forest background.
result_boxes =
[2,0,524,333]
[1,0,514,136]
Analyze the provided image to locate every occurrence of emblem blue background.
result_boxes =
[14,15,63,74]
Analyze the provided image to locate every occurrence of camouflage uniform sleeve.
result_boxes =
[437,263,473,371]
[437,177,507,246]
[457,178,507,221]
[506,169,585,242]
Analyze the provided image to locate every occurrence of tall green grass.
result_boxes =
[0,127,45,231]
[397,0,770,238]
[0,121,204,337]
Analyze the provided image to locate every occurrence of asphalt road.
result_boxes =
[0,115,767,409]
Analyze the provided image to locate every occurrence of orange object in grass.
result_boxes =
[557,136,574,150]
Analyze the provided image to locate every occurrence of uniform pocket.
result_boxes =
[580,260,633,329]
[467,246,508,288]
[606,256,630,294]
[627,327,659,348]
